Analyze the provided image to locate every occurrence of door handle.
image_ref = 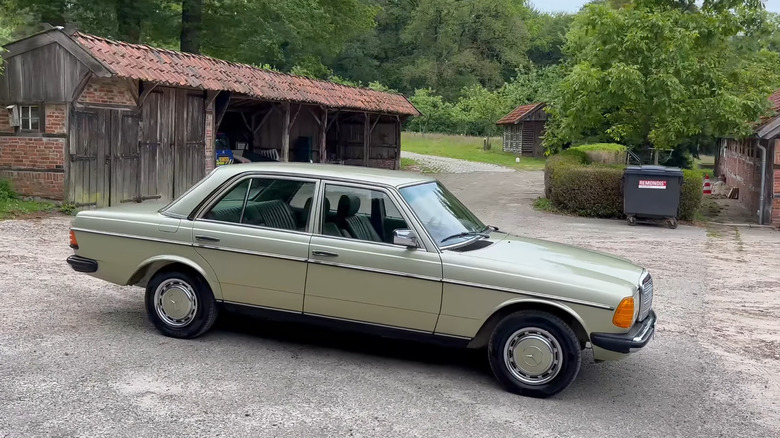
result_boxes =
[312,250,338,257]
[195,235,220,242]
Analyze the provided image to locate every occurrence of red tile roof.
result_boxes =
[71,32,420,116]
[496,102,544,125]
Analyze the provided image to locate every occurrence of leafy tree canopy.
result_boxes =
[542,0,780,156]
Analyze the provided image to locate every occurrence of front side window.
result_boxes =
[320,184,408,244]
[20,106,40,131]
[400,181,486,248]
[202,177,316,232]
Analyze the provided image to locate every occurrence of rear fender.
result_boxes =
[127,255,222,299]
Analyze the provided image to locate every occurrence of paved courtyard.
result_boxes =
[1,164,779,437]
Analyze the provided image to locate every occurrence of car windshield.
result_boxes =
[400,181,487,248]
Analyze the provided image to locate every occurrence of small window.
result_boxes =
[202,177,316,232]
[20,106,40,131]
[320,184,408,244]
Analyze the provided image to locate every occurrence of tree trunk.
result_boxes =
[117,0,142,43]
[181,0,202,54]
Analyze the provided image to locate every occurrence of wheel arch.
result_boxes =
[127,255,222,300]
[467,299,590,349]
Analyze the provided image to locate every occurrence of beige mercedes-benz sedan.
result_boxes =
[66,162,656,398]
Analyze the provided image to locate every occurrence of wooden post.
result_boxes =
[320,108,328,163]
[363,112,370,167]
[282,101,290,162]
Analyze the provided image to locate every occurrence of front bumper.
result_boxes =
[591,310,657,354]
[66,255,98,273]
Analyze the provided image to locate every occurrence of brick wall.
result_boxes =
[45,105,67,134]
[205,112,214,173]
[78,77,137,106]
[717,138,763,217]
[0,109,14,133]
[0,137,66,200]
[0,170,64,200]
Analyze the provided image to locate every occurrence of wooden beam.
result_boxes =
[363,112,370,167]
[70,72,93,103]
[138,82,159,108]
[239,112,252,132]
[319,108,328,163]
[214,91,231,131]
[290,104,302,128]
[309,107,322,126]
[125,78,139,104]
[253,109,274,135]
[282,102,291,162]
[370,114,381,133]
[326,111,340,131]
[205,90,219,109]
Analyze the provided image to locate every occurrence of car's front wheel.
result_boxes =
[487,310,581,398]
[145,270,218,339]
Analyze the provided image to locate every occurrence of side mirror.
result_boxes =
[393,229,419,248]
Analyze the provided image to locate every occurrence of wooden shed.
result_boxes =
[0,27,419,208]
[496,103,548,157]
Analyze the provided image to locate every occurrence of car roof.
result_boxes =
[161,162,435,217]
[210,162,435,187]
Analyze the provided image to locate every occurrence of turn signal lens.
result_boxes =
[69,229,79,249]
[612,297,635,329]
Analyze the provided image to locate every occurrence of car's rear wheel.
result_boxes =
[487,310,581,398]
[145,270,218,339]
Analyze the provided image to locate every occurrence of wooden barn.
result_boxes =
[0,27,419,208]
[496,102,548,157]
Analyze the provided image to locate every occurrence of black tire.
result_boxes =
[145,270,218,339]
[667,217,678,229]
[627,216,637,226]
[487,310,581,398]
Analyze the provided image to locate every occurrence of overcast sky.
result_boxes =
[530,0,780,14]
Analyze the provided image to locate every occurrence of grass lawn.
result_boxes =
[401,132,547,171]
[0,198,56,220]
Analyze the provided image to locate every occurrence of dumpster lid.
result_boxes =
[625,165,683,176]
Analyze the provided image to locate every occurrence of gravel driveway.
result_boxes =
[401,151,515,173]
[1,169,779,437]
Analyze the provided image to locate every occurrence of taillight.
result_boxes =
[69,229,79,249]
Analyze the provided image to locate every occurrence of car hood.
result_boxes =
[442,232,645,304]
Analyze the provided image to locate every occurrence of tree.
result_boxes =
[543,0,780,163]
[180,0,201,53]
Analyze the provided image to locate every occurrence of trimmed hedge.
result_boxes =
[544,153,703,220]
[548,164,624,218]
[679,169,703,221]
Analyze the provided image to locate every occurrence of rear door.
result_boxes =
[192,175,317,312]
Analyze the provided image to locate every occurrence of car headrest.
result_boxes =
[323,197,330,213]
[303,197,313,216]
[337,194,360,218]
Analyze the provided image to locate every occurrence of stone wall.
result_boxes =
[78,77,137,106]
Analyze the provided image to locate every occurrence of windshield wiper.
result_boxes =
[441,231,491,243]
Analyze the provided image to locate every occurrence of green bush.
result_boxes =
[680,169,703,221]
[548,164,624,217]
[544,151,587,198]
[0,179,16,201]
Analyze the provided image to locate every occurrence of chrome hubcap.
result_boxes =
[504,327,562,385]
[154,279,198,327]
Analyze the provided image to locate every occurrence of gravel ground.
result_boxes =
[401,151,515,173]
[1,169,779,437]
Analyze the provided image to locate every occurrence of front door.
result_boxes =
[192,175,317,312]
[303,182,443,332]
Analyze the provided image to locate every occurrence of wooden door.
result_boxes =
[140,89,174,203]
[110,111,142,204]
[68,108,110,207]
[172,89,205,198]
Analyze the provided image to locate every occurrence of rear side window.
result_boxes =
[201,177,316,232]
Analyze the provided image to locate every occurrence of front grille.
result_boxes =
[638,274,653,321]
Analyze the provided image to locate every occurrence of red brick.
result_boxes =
[78,77,137,106]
